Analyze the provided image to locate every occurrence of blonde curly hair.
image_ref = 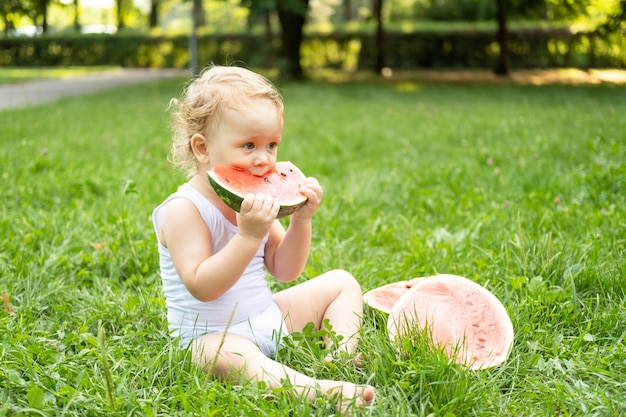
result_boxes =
[168,65,284,176]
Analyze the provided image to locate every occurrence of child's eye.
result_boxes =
[267,142,278,151]
[243,143,255,150]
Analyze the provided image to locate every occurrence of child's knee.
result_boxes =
[329,269,362,293]
[192,332,266,378]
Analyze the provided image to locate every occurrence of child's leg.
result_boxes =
[272,269,364,355]
[192,332,375,410]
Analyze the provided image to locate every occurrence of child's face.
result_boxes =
[208,98,283,176]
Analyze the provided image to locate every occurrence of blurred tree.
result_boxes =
[190,0,203,74]
[73,0,80,31]
[149,0,161,28]
[543,0,591,20]
[246,0,275,66]
[596,0,625,34]
[494,0,593,75]
[116,0,125,29]
[0,0,25,35]
[344,0,352,20]
[38,0,49,31]
[246,0,310,79]
[276,0,310,79]
[193,0,205,28]
[22,0,53,32]
[494,0,508,74]
[420,0,592,21]
[373,0,385,72]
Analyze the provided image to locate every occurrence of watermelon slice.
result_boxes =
[363,277,424,314]
[386,274,514,370]
[207,161,308,218]
[365,274,514,370]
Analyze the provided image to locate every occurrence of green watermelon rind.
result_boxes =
[207,168,308,219]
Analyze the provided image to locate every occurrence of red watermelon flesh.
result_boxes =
[207,161,308,218]
[387,274,514,370]
[363,278,424,314]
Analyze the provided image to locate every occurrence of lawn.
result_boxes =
[1,75,624,416]
[0,66,118,84]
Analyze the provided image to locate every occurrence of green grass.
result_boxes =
[1,76,624,416]
[0,66,118,85]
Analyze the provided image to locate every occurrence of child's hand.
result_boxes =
[237,193,280,241]
[292,177,323,220]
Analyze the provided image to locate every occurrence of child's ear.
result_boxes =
[190,133,210,164]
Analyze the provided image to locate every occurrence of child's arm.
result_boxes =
[160,194,278,301]
[265,178,323,282]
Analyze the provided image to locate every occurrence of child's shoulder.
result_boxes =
[165,183,236,230]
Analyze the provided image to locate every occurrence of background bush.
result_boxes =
[0,28,624,70]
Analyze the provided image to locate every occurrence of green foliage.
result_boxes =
[1,26,624,69]
[418,0,498,21]
[395,0,602,21]
[1,74,625,415]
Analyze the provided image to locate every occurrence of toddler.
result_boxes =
[152,65,375,412]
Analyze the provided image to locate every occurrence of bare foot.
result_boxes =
[352,353,370,368]
[324,352,370,368]
[317,380,376,415]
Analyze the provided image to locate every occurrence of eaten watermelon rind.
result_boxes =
[207,162,308,219]
[386,274,514,370]
[363,277,425,314]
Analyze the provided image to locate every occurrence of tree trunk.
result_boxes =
[73,0,80,32]
[189,0,202,75]
[117,0,125,30]
[193,0,204,28]
[40,0,48,33]
[372,0,384,72]
[344,0,351,21]
[276,0,309,80]
[494,0,509,75]
[149,0,159,28]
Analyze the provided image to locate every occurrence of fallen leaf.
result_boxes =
[2,292,17,316]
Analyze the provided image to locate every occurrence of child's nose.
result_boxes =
[253,151,270,166]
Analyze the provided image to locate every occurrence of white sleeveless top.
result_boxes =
[152,182,272,346]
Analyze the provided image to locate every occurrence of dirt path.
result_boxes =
[313,68,626,86]
[0,68,188,111]
[1,67,623,111]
